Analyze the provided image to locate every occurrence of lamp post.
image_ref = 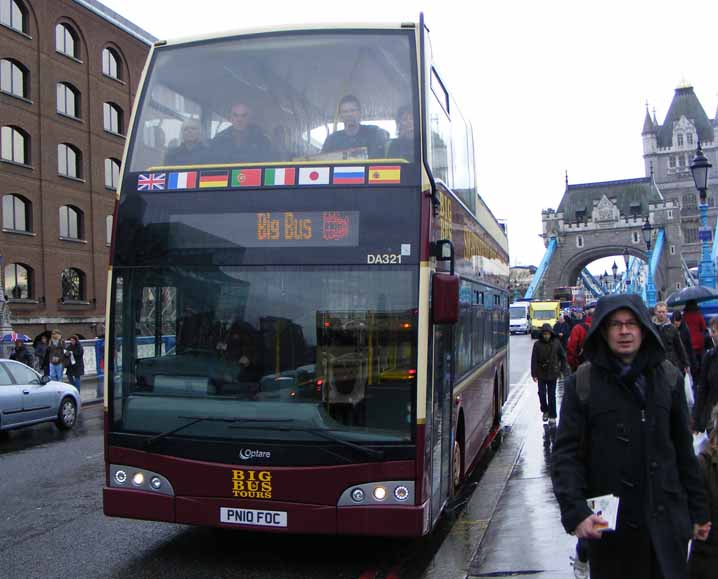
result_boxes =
[642,217,656,306]
[690,142,715,289]
[623,248,631,294]
[612,261,618,294]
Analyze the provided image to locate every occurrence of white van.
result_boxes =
[509,302,530,334]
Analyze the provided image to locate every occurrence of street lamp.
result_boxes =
[690,142,715,289]
[642,216,656,306]
[623,248,631,293]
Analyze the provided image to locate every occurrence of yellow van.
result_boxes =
[529,301,561,339]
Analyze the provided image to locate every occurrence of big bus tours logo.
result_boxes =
[231,469,273,499]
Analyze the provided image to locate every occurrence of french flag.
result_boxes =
[167,171,198,190]
[332,166,365,185]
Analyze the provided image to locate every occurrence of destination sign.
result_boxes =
[169,211,360,248]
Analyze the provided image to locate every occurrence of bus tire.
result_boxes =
[452,415,465,492]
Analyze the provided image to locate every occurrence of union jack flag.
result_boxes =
[137,173,166,191]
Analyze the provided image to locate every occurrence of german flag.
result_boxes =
[199,170,229,189]
[368,165,401,184]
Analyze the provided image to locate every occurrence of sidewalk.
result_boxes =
[77,374,103,404]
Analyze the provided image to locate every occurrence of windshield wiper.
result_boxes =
[228,424,384,459]
[144,415,294,450]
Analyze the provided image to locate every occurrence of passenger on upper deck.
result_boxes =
[209,103,275,163]
[165,118,207,165]
[321,95,388,159]
[387,105,414,161]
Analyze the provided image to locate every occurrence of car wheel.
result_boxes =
[56,397,77,430]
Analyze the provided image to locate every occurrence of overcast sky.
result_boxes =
[100,0,718,273]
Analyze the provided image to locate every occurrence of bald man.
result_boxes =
[210,103,275,163]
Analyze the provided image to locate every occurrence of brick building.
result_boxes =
[0,0,154,339]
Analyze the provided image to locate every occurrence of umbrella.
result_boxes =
[0,332,31,342]
[665,285,718,307]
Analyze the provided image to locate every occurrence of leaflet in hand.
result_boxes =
[587,494,619,532]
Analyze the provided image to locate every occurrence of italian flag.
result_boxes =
[264,168,296,186]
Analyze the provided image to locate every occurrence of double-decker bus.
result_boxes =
[103,15,509,536]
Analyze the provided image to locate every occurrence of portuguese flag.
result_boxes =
[264,167,296,186]
[231,168,262,187]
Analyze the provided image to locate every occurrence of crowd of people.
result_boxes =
[531,296,718,579]
[8,329,85,390]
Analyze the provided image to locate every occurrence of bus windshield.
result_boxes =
[509,306,526,319]
[111,265,417,445]
[127,31,419,171]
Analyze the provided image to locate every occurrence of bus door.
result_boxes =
[429,324,453,525]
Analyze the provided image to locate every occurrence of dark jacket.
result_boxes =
[678,321,698,372]
[695,347,718,432]
[552,294,709,579]
[654,318,690,371]
[553,320,571,347]
[9,344,33,367]
[531,324,565,381]
[66,341,84,378]
[209,125,275,163]
[164,142,208,166]
[43,341,68,369]
[322,124,389,159]
[34,341,48,373]
[689,449,718,578]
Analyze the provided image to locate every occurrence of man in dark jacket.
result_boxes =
[551,293,711,579]
[553,313,571,351]
[653,301,690,374]
[531,323,565,424]
[673,311,698,378]
[9,338,33,367]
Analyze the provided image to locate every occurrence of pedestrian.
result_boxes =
[65,335,84,392]
[34,334,48,375]
[689,404,718,579]
[694,317,718,435]
[552,293,711,579]
[9,338,33,367]
[673,311,698,379]
[553,313,571,351]
[566,307,591,372]
[530,323,565,424]
[684,300,708,375]
[653,301,690,375]
[43,330,68,382]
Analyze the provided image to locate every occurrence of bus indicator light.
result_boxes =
[394,486,410,501]
[351,488,365,502]
[114,470,127,484]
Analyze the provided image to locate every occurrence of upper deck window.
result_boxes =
[127,31,418,173]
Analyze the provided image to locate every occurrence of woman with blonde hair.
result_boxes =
[689,404,718,578]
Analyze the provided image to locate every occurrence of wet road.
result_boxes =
[0,335,563,579]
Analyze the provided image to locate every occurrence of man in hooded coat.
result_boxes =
[552,294,711,579]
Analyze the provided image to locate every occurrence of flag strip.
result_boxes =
[332,166,365,184]
[368,165,401,184]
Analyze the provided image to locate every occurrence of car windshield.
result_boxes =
[127,30,419,171]
[110,265,417,445]
[533,310,555,320]
[510,307,526,319]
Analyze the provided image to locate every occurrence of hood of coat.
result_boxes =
[539,323,557,341]
[582,293,665,372]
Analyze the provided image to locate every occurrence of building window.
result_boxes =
[683,194,697,210]
[678,154,685,167]
[61,267,85,301]
[0,58,27,98]
[677,133,684,147]
[103,102,122,134]
[576,235,584,248]
[4,262,31,299]
[102,47,121,80]
[56,82,79,118]
[0,0,27,33]
[57,143,81,178]
[2,193,29,231]
[55,23,78,58]
[669,156,676,168]
[667,209,673,219]
[670,245,676,255]
[632,231,640,244]
[104,158,120,189]
[683,224,698,243]
[1,125,28,164]
[59,205,82,239]
[676,282,681,290]
[106,214,113,245]
[687,133,694,145]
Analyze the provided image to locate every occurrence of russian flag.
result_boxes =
[332,166,365,185]
[167,171,198,190]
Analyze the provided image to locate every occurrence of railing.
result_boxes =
[524,237,557,299]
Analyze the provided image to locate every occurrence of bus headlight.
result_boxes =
[337,481,414,506]
[372,486,387,501]
[132,472,145,486]
[109,465,175,496]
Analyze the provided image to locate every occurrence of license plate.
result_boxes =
[220,507,287,527]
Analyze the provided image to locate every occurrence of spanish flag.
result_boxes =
[199,170,229,188]
[368,165,401,184]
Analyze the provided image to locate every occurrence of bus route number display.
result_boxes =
[169,211,359,248]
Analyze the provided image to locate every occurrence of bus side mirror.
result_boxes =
[432,273,459,324]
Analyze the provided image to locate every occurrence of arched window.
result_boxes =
[0,58,27,98]
[56,82,80,117]
[106,214,113,245]
[104,158,120,189]
[677,133,684,147]
[103,102,122,134]
[4,262,32,299]
[57,143,81,178]
[0,0,27,33]
[2,193,30,231]
[687,133,694,145]
[61,267,85,301]
[1,125,28,164]
[102,47,121,79]
[55,23,78,58]
[59,205,83,239]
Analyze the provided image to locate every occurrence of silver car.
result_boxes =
[0,359,80,431]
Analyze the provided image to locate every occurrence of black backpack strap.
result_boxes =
[576,361,592,402]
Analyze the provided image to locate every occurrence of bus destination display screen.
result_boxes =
[169,211,360,248]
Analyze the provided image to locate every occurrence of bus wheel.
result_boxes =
[452,432,464,491]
